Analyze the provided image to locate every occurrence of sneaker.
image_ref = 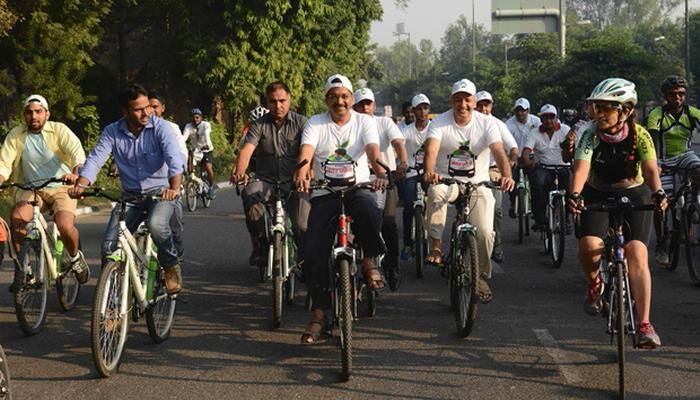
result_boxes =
[164,265,183,294]
[70,251,90,284]
[491,250,504,263]
[584,275,604,315]
[654,245,670,266]
[208,186,216,199]
[636,322,661,349]
[400,246,413,261]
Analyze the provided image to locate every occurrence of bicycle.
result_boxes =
[408,157,429,278]
[513,164,532,244]
[185,149,212,212]
[538,164,570,268]
[578,196,656,400]
[0,345,10,400]
[0,178,86,336]
[237,175,299,328]
[434,177,497,337]
[79,188,177,378]
[657,166,700,284]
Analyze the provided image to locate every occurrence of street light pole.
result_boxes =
[685,0,690,80]
[472,0,476,73]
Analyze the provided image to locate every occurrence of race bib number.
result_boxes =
[324,159,356,186]
[448,151,476,177]
[414,150,425,168]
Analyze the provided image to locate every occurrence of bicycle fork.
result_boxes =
[268,199,290,279]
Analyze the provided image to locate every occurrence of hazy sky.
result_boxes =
[370,0,700,49]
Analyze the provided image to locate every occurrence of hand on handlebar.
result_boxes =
[60,173,78,185]
[396,162,408,180]
[422,171,440,185]
[498,176,515,192]
[371,175,388,192]
[295,175,310,192]
[161,188,180,201]
[68,183,87,199]
[652,190,668,213]
[567,192,584,215]
[231,170,249,186]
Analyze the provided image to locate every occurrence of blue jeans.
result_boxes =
[102,194,181,268]
[400,176,419,247]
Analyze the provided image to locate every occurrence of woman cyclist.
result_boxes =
[568,78,667,349]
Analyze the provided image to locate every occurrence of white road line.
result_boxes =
[492,262,505,274]
[533,328,582,384]
[184,260,207,266]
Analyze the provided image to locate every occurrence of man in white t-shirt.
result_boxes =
[423,79,515,302]
[400,93,431,260]
[182,108,215,198]
[353,87,408,291]
[295,74,388,344]
[396,101,415,131]
[522,104,571,231]
[148,90,185,260]
[475,90,518,264]
[505,97,541,217]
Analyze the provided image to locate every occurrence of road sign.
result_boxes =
[491,0,566,56]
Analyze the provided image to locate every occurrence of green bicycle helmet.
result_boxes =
[587,78,638,106]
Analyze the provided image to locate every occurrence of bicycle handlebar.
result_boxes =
[77,187,164,203]
[0,177,67,191]
[435,178,500,190]
[581,196,656,212]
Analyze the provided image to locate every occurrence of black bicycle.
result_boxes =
[0,345,10,400]
[436,178,497,337]
[579,196,656,400]
[538,164,570,268]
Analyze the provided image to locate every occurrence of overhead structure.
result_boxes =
[491,0,566,57]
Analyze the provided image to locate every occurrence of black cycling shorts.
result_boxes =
[200,151,214,165]
[578,184,652,244]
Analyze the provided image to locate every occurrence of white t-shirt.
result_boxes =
[523,122,571,166]
[403,120,430,177]
[505,114,541,154]
[163,119,187,161]
[488,116,517,166]
[426,110,501,183]
[301,110,379,197]
[374,115,403,171]
[182,120,213,152]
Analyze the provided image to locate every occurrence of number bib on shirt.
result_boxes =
[414,149,425,170]
[324,159,356,187]
[448,149,476,178]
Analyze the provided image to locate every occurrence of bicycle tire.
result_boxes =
[517,187,526,244]
[146,267,177,343]
[414,206,425,278]
[201,185,212,208]
[668,207,682,271]
[551,196,566,268]
[0,345,11,400]
[185,181,197,212]
[14,240,48,336]
[455,232,478,337]
[91,261,130,378]
[56,252,81,311]
[685,204,700,286]
[615,262,626,400]
[272,232,284,329]
[339,259,353,381]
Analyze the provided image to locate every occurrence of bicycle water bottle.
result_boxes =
[54,239,64,273]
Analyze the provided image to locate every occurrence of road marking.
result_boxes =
[184,260,207,266]
[533,328,582,384]
[492,262,505,274]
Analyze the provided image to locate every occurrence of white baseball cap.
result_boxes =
[354,88,375,103]
[24,94,49,111]
[324,74,353,95]
[475,91,493,103]
[450,79,477,97]
[514,97,530,110]
[538,104,558,116]
[411,93,430,108]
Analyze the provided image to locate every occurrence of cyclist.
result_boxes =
[505,98,541,217]
[646,75,700,266]
[562,101,595,163]
[474,90,518,263]
[72,84,185,294]
[522,104,571,231]
[231,82,309,270]
[353,87,408,289]
[295,74,387,344]
[422,78,515,301]
[396,101,415,131]
[400,93,431,261]
[568,78,666,348]
[148,90,185,260]
[182,108,215,199]
[0,94,89,283]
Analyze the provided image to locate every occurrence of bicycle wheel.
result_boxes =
[338,259,353,381]
[272,232,284,329]
[668,207,682,271]
[615,262,626,400]
[91,261,130,378]
[414,206,425,278]
[454,232,478,337]
[551,196,566,268]
[201,184,212,208]
[14,240,48,336]
[685,204,700,286]
[185,181,197,212]
[56,253,81,311]
[284,273,296,305]
[146,267,177,343]
[517,187,526,244]
[0,345,11,400]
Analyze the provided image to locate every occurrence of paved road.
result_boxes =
[1,187,699,399]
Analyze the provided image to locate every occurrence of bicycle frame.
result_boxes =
[517,166,532,215]
[23,202,63,283]
[265,192,295,281]
[604,222,638,342]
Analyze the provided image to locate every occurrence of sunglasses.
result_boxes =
[592,102,622,115]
